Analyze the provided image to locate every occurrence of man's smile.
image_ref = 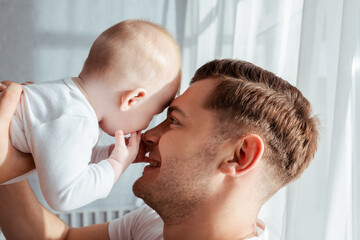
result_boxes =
[148,159,161,168]
[140,151,162,173]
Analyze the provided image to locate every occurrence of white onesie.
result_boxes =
[4,77,115,211]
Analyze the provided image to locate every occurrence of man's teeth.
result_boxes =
[149,160,161,167]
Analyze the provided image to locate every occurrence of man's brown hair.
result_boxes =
[191,59,319,196]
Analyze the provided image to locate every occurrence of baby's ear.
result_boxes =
[119,88,147,111]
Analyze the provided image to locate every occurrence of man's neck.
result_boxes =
[162,195,261,240]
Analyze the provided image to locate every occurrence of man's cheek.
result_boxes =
[158,134,176,160]
[160,133,190,154]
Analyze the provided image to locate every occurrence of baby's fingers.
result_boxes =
[114,130,126,150]
[128,131,141,149]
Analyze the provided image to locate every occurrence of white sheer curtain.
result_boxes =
[284,0,359,239]
[181,0,359,239]
[296,0,360,239]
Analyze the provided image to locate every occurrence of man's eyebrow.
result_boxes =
[167,106,187,118]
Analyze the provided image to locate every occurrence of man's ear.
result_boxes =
[219,134,264,177]
[119,88,147,111]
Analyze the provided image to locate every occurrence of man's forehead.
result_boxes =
[168,79,216,115]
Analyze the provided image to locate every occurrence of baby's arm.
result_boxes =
[29,117,123,211]
[106,130,141,182]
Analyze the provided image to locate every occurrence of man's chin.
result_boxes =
[132,177,159,207]
[132,177,147,200]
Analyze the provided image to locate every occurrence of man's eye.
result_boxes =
[169,117,180,125]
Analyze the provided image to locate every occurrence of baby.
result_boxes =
[1,20,181,211]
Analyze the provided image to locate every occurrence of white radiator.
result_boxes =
[55,207,136,227]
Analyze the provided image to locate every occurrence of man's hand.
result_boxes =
[0,81,35,183]
[0,82,22,162]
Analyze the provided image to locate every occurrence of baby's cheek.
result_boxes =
[142,119,152,130]
[142,114,155,129]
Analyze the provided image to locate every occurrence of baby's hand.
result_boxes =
[108,136,131,156]
[107,130,141,182]
[109,130,141,163]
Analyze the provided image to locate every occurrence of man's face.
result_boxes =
[133,79,223,223]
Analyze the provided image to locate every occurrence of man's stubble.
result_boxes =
[132,136,221,225]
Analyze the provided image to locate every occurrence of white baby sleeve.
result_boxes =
[28,115,114,211]
[91,144,111,164]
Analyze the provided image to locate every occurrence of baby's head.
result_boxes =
[79,20,181,135]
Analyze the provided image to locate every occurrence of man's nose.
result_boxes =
[143,120,168,147]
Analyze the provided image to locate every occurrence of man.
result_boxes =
[0,59,319,239]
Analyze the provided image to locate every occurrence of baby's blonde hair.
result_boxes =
[79,20,181,89]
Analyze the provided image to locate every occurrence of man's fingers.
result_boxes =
[21,81,34,86]
[0,81,13,86]
[0,83,22,127]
